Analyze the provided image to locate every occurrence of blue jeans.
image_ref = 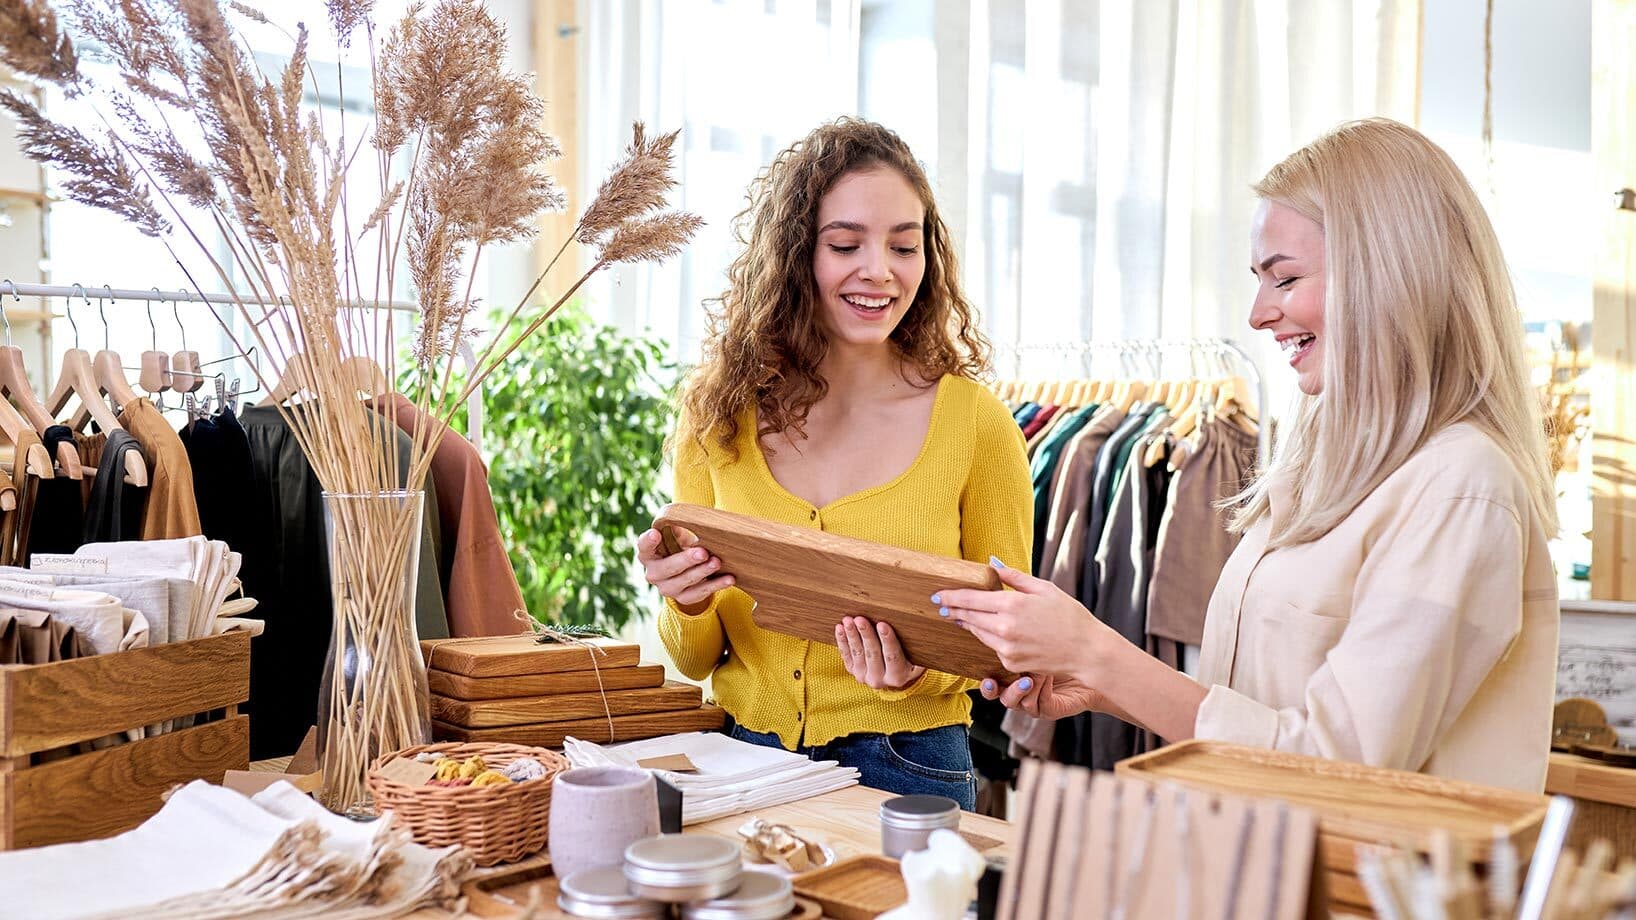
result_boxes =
[726,720,977,811]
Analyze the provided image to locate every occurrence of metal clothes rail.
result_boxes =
[0,280,484,450]
[998,337,1271,468]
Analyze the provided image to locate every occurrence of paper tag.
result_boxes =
[222,770,322,796]
[287,726,320,775]
[31,554,108,574]
[638,754,700,773]
[378,757,438,786]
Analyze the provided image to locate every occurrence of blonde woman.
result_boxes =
[934,118,1560,792]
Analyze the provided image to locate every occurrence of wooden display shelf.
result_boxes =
[0,631,252,849]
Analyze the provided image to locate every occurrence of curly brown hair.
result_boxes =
[676,118,990,459]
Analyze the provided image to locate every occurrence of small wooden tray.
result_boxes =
[421,636,641,678]
[429,663,668,700]
[434,704,728,747]
[792,854,907,920]
[654,503,1015,681]
[431,681,704,728]
[1117,740,1549,870]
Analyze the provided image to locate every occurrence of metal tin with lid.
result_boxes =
[880,794,961,858]
[556,866,668,919]
[623,834,744,902]
[680,869,795,920]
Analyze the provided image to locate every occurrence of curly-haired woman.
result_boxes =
[634,119,1031,807]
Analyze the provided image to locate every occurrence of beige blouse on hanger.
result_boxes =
[1193,422,1559,793]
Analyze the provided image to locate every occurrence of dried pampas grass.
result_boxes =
[0,0,700,815]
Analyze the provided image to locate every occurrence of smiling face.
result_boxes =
[1249,199,1328,396]
[810,167,927,350]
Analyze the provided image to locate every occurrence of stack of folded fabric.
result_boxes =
[0,780,470,920]
[424,635,726,747]
[563,731,860,825]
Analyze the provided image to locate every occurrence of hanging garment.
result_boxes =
[1013,403,1041,427]
[371,394,527,638]
[1028,405,1099,573]
[81,430,149,543]
[178,407,257,555]
[1079,407,1166,613]
[5,432,43,567]
[1146,417,1258,646]
[1020,404,1059,440]
[239,403,447,759]
[28,426,85,558]
[1042,407,1125,594]
[1054,428,1175,770]
[119,397,202,540]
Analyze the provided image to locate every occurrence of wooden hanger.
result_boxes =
[343,354,390,399]
[266,351,313,405]
[0,283,77,479]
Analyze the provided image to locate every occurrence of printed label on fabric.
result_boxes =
[31,555,109,574]
[0,580,56,599]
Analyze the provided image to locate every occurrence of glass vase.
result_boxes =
[316,489,432,816]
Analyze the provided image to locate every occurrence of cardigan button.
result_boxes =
[793,669,802,680]
[809,509,817,521]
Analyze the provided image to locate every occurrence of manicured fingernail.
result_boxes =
[990,556,1006,569]
[981,680,996,693]
[939,606,950,618]
[930,593,941,605]
[1017,677,1033,691]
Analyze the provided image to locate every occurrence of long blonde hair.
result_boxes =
[1231,118,1558,545]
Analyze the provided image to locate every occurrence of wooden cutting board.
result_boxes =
[420,636,640,678]
[431,681,704,728]
[653,503,1015,681]
[1117,740,1549,873]
[433,704,728,747]
[428,663,668,700]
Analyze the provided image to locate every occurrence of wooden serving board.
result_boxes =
[792,854,907,920]
[433,704,727,748]
[428,663,667,700]
[420,636,640,678]
[1117,740,1549,871]
[431,681,704,728]
[653,503,1015,681]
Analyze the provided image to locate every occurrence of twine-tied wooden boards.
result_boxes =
[653,503,1017,682]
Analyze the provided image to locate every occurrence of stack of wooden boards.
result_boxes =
[423,636,724,748]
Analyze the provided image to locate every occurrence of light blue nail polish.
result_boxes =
[1017,677,1033,691]
[939,606,950,618]
[990,556,1007,569]
[981,680,996,693]
[930,593,941,605]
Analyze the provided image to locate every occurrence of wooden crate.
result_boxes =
[0,630,251,849]
[1118,741,1551,916]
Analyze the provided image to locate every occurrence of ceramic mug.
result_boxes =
[548,766,660,881]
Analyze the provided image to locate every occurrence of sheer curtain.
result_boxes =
[580,0,1420,403]
[578,0,861,361]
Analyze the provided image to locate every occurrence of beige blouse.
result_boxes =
[1194,423,1559,792]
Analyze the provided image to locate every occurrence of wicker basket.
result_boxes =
[367,741,570,866]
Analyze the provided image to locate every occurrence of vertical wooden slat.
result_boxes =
[1591,0,1636,601]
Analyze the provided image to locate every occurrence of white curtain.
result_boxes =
[578,0,861,361]
[579,0,1420,403]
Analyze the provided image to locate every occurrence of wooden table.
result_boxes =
[1546,751,1636,861]
[426,784,1013,918]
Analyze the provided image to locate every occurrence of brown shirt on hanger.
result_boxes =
[1145,416,1257,645]
[1042,406,1125,592]
[120,397,202,540]
[374,395,527,637]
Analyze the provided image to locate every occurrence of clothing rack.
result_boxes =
[0,280,484,451]
[998,337,1269,468]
